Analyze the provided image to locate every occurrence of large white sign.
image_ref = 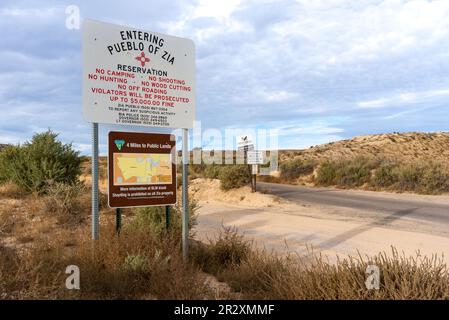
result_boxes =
[82,19,195,128]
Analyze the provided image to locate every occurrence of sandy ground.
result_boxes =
[191,179,449,263]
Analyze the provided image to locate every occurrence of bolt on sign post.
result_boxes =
[82,20,195,259]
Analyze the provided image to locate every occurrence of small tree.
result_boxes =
[0,130,82,193]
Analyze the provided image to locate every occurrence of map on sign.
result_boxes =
[113,153,172,186]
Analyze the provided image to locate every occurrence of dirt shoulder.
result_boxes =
[191,178,449,264]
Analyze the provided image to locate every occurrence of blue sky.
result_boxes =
[1,0,449,154]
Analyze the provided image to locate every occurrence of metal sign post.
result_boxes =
[252,164,258,192]
[165,206,170,230]
[115,208,122,236]
[182,128,189,260]
[247,151,263,193]
[91,122,99,240]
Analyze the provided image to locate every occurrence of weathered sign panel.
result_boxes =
[83,19,195,128]
[247,150,264,164]
[237,134,255,152]
[108,131,176,208]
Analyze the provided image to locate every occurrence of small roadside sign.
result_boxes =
[237,134,254,151]
[108,131,176,208]
[247,150,264,164]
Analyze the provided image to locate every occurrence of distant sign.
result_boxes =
[83,20,195,128]
[247,151,263,164]
[237,134,254,151]
[108,131,176,208]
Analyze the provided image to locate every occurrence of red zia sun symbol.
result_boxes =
[135,52,150,67]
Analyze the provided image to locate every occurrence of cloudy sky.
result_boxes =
[1,0,449,153]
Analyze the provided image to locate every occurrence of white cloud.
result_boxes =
[0,7,59,17]
[358,88,449,109]
[2,0,449,152]
[193,0,242,20]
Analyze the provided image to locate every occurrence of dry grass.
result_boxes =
[223,249,449,299]
[1,220,449,299]
[2,173,449,300]
[192,229,449,300]
[0,182,27,199]
[43,182,91,227]
[0,222,213,299]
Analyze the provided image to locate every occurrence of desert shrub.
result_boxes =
[370,160,449,194]
[0,130,82,193]
[132,197,199,238]
[219,165,252,191]
[43,181,88,226]
[191,226,250,274]
[280,158,316,181]
[394,162,423,192]
[0,145,22,184]
[417,161,449,194]
[336,157,373,187]
[371,161,399,188]
[315,161,337,186]
[204,164,223,179]
[316,157,373,187]
[213,246,449,300]
[189,162,206,178]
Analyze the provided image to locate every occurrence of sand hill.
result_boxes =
[280,132,449,163]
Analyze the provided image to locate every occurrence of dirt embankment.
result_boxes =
[189,178,281,207]
[281,132,449,163]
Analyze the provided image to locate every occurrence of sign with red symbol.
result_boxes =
[82,19,195,129]
[135,52,150,67]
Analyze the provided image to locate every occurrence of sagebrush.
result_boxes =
[0,130,82,193]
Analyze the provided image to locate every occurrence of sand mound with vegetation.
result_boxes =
[189,178,281,207]
[281,132,449,163]
[270,132,449,194]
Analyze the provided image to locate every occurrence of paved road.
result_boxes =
[258,182,449,228]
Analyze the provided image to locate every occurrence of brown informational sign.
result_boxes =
[108,131,176,208]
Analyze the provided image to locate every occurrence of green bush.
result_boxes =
[315,162,337,186]
[390,161,449,194]
[219,165,252,191]
[371,161,399,188]
[394,162,423,192]
[419,162,449,194]
[0,130,82,193]
[280,158,315,181]
[132,197,199,238]
[316,157,373,187]
[318,157,449,194]
[204,164,222,179]
[336,157,372,187]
